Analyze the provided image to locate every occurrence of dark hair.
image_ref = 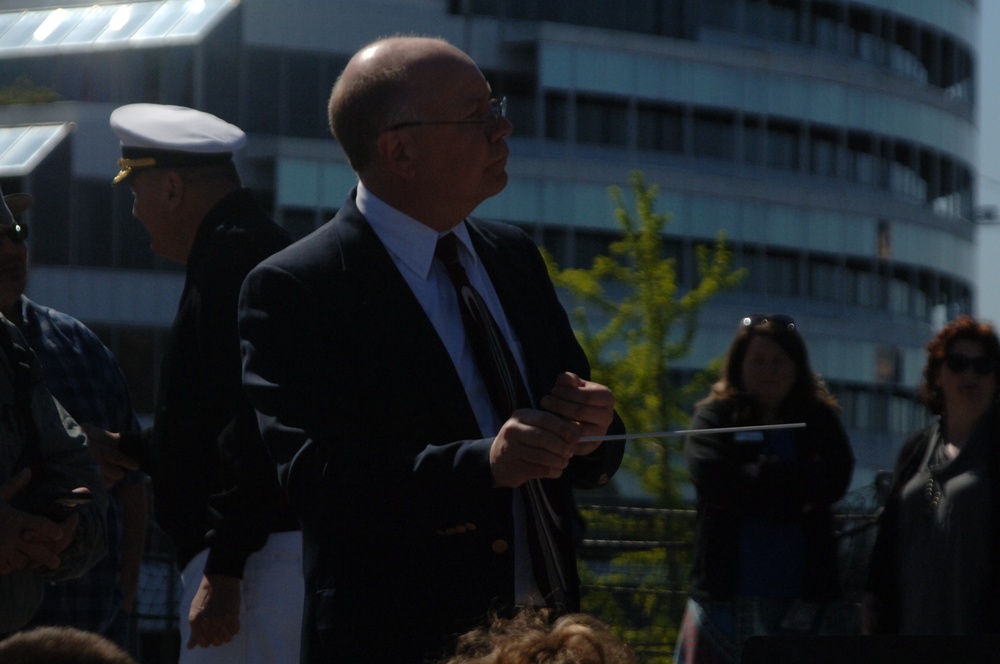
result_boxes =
[920,315,1000,415]
[701,315,838,414]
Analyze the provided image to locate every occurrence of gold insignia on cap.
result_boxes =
[113,157,158,185]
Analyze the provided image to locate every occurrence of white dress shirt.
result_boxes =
[356,182,545,605]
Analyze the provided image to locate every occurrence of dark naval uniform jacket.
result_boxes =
[130,189,299,577]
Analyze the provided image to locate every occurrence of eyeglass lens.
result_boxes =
[483,97,506,135]
[944,353,996,375]
[384,96,507,134]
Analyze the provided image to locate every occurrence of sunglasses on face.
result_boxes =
[943,353,997,376]
[741,313,796,331]
[0,223,27,244]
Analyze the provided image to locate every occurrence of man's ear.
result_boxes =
[162,170,185,208]
[376,131,417,179]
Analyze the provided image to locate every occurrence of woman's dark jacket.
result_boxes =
[865,407,1000,633]
[684,397,855,602]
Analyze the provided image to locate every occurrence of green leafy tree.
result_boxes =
[544,172,745,660]
[544,170,745,507]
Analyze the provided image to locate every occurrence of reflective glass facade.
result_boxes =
[0,1,237,55]
[0,0,981,487]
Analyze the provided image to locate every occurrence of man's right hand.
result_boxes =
[0,469,71,574]
[81,425,140,488]
[489,409,582,488]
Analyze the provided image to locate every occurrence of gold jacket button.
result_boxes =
[491,539,509,554]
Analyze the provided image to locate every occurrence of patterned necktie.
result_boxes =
[435,232,568,609]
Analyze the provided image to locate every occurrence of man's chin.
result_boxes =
[483,171,509,197]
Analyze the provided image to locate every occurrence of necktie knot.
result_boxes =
[436,233,477,298]
[435,232,462,272]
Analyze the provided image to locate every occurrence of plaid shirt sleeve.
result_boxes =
[19,297,142,637]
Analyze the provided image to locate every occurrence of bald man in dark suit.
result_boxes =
[238,36,625,663]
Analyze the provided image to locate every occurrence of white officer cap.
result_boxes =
[110,103,246,185]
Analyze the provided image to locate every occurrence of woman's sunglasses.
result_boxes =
[943,353,997,376]
[741,313,796,331]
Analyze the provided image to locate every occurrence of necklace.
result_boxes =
[924,476,942,511]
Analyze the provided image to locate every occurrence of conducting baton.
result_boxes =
[580,421,806,443]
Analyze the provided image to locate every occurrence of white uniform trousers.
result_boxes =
[178,531,303,664]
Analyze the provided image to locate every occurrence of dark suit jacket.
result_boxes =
[239,192,625,663]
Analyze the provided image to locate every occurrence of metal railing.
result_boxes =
[575,495,882,662]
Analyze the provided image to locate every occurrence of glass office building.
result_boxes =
[0,0,980,489]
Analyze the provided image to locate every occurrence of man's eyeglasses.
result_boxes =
[384,97,507,136]
[0,223,27,244]
[741,313,796,331]
[943,353,996,376]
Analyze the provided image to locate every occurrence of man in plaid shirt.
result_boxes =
[0,192,148,651]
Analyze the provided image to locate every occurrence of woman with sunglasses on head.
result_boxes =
[863,315,1000,635]
[674,314,855,664]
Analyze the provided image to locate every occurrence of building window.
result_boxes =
[766,120,800,172]
[736,246,765,295]
[875,345,903,383]
[692,110,735,161]
[877,220,892,260]
[283,52,332,139]
[889,144,926,201]
[848,5,885,66]
[808,259,839,301]
[636,102,684,153]
[809,128,839,178]
[243,47,282,134]
[846,261,885,309]
[574,229,618,269]
[810,2,846,54]
[544,92,569,141]
[848,133,878,187]
[889,276,910,315]
[766,252,799,297]
[743,116,763,166]
[889,20,929,85]
[576,95,628,146]
[702,0,738,30]
[540,224,570,267]
[746,0,801,43]
[74,180,114,268]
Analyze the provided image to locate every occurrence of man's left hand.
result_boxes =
[539,372,615,456]
[187,573,241,649]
